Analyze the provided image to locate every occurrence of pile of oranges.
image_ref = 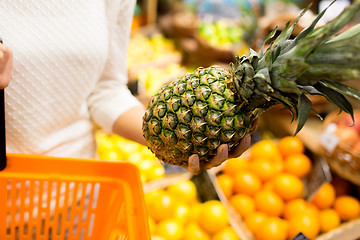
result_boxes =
[146,179,240,240]
[216,136,360,240]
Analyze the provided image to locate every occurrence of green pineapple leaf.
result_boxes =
[295,93,312,135]
[322,80,360,102]
[313,82,354,119]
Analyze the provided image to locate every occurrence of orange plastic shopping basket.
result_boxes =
[0,88,150,239]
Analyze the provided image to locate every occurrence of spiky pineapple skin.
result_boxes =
[142,66,254,166]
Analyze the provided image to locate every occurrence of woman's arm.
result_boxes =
[112,105,147,146]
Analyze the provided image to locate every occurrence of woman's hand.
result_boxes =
[185,118,258,175]
[0,43,13,89]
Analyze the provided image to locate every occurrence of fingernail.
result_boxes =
[220,144,228,158]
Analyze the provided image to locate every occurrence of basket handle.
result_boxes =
[0,37,7,171]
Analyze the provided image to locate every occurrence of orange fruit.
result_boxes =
[212,226,239,240]
[310,182,336,210]
[263,179,275,191]
[229,194,256,218]
[254,189,284,217]
[250,140,282,161]
[305,203,320,217]
[283,198,308,220]
[288,212,320,240]
[183,222,210,240]
[278,136,305,158]
[249,158,278,182]
[255,217,288,240]
[198,200,229,234]
[167,179,198,204]
[319,209,341,233]
[274,159,284,175]
[233,171,262,196]
[223,157,249,177]
[244,211,268,233]
[217,174,234,198]
[147,191,177,222]
[273,173,304,201]
[334,195,360,221]
[283,153,312,178]
[156,219,184,240]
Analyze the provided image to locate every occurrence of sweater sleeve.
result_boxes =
[87,0,142,132]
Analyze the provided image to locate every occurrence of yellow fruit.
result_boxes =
[250,158,278,182]
[229,194,256,218]
[254,189,284,217]
[310,182,336,210]
[183,222,210,240]
[212,226,239,240]
[334,195,360,221]
[174,203,191,224]
[278,136,305,158]
[127,152,143,164]
[233,171,262,196]
[167,180,198,204]
[147,192,177,222]
[250,140,282,161]
[189,203,203,222]
[273,173,304,201]
[288,213,320,240]
[283,153,312,178]
[198,200,229,234]
[147,164,165,181]
[145,189,166,207]
[319,209,341,233]
[244,211,268,233]
[156,219,184,240]
[217,174,234,198]
[255,217,288,240]
[223,157,249,177]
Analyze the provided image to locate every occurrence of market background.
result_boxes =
[95,0,360,239]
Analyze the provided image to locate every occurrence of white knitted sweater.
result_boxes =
[0,0,141,158]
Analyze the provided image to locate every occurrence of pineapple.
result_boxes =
[143,2,360,166]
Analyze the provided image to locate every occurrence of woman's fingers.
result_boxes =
[228,134,251,159]
[0,44,13,89]
[187,154,201,175]
[204,144,228,170]
[0,43,13,89]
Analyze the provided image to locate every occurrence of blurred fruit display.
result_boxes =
[146,179,241,240]
[95,131,165,183]
[214,136,360,240]
[321,110,360,185]
[127,31,184,99]
[127,32,181,71]
[137,63,185,97]
[197,19,250,56]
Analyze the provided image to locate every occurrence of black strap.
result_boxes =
[0,37,7,170]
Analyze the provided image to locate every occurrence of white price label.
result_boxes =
[320,123,339,154]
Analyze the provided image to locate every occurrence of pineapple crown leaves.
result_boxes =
[231,1,360,135]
